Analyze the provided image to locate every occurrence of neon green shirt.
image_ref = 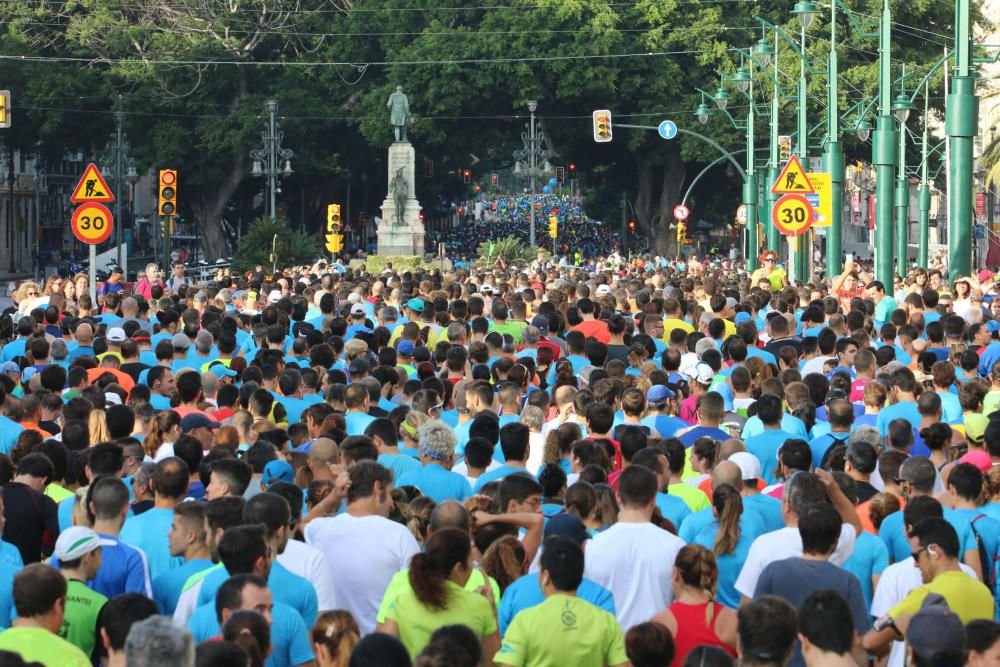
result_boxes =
[668,482,711,513]
[44,482,74,504]
[489,321,525,345]
[495,594,628,667]
[0,626,91,667]
[984,391,1000,418]
[377,567,499,624]
[60,579,107,657]
[385,580,497,660]
[889,570,993,624]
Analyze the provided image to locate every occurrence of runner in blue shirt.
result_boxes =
[473,424,533,492]
[396,420,471,502]
[119,457,188,581]
[744,395,798,485]
[152,501,213,615]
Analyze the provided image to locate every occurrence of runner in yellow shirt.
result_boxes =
[496,537,628,667]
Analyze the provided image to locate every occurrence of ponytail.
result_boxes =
[223,609,271,667]
[408,528,471,610]
[674,543,720,627]
[712,484,742,556]
[480,535,525,594]
[311,610,360,667]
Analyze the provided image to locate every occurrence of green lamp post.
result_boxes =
[822,0,845,277]
[872,0,897,286]
[892,88,913,269]
[753,34,781,254]
[948,0,978,278]
[792,0,818,283]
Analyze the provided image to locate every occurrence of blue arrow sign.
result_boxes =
[658,120,678,140]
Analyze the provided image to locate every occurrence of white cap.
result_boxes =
[595,284,612,297]
[350,304,366,317]
[347,293,362,304]
[684,361,715,385]
[55,526,101,561]
[729,452,762,481]
[106,327,127,343]
[267,290,282,303]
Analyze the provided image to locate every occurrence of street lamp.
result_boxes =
[855,119,872,143]
[732,64,751,93]
[713,86,730,111]
[249,99,294,221]
[892,93,913,124]
[511,100,553,248]
[792,0,819,29]
[696,100,712,125]
[753,38,774,68]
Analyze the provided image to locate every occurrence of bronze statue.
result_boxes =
[387,86,412,143]
[390,167,408,226]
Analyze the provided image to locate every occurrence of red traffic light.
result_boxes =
[569,163,576,172]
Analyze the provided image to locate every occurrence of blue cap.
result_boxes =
[20,367,38,384]
[0,362,19,374]
[262,460,295,487]
[406,298,425,313]
[543,513,590,544]
[397,340,415,356]
[646,384,676,404]
[734,312,751,325]
[206,362,237,378]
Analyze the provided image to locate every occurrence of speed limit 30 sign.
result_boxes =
[71,202,114,245]
[771,194,814,237]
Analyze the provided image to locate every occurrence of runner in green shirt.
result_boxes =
[495,536,628,667]
[54,526,107,658]
[0,563,90,667]
[382,527,499,660]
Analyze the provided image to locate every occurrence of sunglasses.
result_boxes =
[911,546,926,561]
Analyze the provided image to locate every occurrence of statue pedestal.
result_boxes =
[377,141,425,257]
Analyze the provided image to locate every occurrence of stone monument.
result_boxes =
[377,86,425,257]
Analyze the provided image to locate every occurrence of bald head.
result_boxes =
[308,438,338,465]
[718,438,746,461]
[429,499,470,533]
[712,461,743,490]
[76,323,93,344]
[553,385,578,408]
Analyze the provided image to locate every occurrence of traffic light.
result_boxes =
[491,172,499,186]
[556,166,565,184]
[593,110,612,143]
[325,232,343,254]
[0,91,10,129]
[548,215,558,238]
[424,159,433,178]
[676,221,687,244]
[628,220,636,232]
[327,204,341,231]
[569,163,576,174]
[779,135,791,161]
[158,170,177,217]
[463,169,471,184]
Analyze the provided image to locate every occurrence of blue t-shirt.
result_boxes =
[0,417,23,457]
[197,561,318,628]
[953,507,1000,613]
[82,534,151,599]
[378,453,422,482]
[120,508,183,581]
[743,493,785,533]
[679,506,766,545]
[841,530,890,610]
[876,401,921,437]
[473,465,529,493]
[152,558,213,615]
[344,411,376,437]
[741,414,808,440]
[0,541,22,570]
[188,599,314,667]
[656,492,691,529]
[498,573,615,635]
[938,391,964,424]
[0,339,27,363]
[808,432,851,469]
[679,426,730,448]
[642,415,687,438]
[396,463,472,502]
[879,507,978,563]
[0,562,16,629]
[692,521,760,608]
[745,430,798,485]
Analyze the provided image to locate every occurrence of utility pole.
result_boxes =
[823,0,845,277]
[948,0,977,277]
[872,0,897,285]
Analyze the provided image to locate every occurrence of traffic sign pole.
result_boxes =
[89,246,96,303]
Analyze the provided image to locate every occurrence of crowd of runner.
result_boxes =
[0,251,997,667]
[430,194,629,260]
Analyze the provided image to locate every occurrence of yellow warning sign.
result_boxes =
[70,163,115,204]
[806,172,832,227]
[770,155,814,196]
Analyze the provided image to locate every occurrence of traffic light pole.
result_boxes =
[948,0,977,278]
[873,0,896,286]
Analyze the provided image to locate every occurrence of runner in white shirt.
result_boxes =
[303,461,420,635]
[585,465,685,631]
[735,469,861,600]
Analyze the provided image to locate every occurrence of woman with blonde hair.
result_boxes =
[13,281,41,316]
[143,410,182,460]
[311,610,360,667]
[73,273,88,302]
[649,544,738,667]
[214,424,240,451]
[88,410,111,447]
[400,409,430,453]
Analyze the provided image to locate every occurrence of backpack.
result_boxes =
[970,514,999,594]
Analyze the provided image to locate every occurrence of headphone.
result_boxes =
[928,546,939,557]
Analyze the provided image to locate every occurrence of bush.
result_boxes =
[232,217,317,272]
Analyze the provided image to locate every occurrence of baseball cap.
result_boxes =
[406,298,425,313]
[180,413,219,432]
[646,385,676,405]
[0,362,19,374]
[906,599,965,657]
[21,367,38,384]
[530,315,550,336]
[107,327,127,343]
[262,460,295,487]
[171,333,191,349]
[55,526,101,562]
[348,357,370,375]
[267,290,283,304]
[960,450,992,473]
[350,303,366,317]
[684,362,715,385]
[347,292,362,304]
[725,297,738,310]
[543,514,590,545]
[104,392,122,406]
[965,413,989,443]
[595,284,612,297]
[397,340,415,356]
[734,312,751,325]
[729,452,763,481]
[206,361,237,378]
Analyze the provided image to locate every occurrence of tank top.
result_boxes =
[667,600,737,667]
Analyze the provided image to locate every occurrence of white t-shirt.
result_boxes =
[154,442,175,462]
[735,524,857,598]
[304,512,420,635]
[871,557,977,667]
[526,432,546,473]
[801,355,838,377]
[584,521,685,631]
[277,538,337,612]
